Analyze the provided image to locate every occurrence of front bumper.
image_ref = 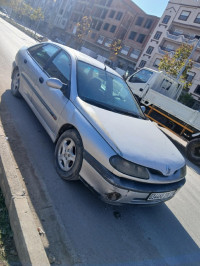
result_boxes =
[80,150,186,205]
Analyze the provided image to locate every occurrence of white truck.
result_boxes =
[126,67,200,164]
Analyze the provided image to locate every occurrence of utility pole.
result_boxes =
[176,35,200,81]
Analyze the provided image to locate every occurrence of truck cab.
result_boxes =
[126,67,183,101]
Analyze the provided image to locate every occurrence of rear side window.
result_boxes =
[45,51,71,84]
[28,44,59,69]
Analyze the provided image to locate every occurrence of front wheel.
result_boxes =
[55,129,83,180]
[186,138,200,164]
[11,69,21,98]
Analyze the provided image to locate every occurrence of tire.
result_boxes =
[11,69,21,98]
[186,138,200,164]
[55,129,83,180]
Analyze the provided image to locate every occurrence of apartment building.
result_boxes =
[47,0,159,74]
[136,0,200,107]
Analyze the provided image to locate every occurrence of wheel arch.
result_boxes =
[55,123,81,144]
[11,65,19,79]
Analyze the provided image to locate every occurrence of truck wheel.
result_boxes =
[186,139,200,164]
[55,129,83,180]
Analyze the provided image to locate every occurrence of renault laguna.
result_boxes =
[11,42,186,205]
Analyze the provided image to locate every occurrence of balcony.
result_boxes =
[158,46,175,56]
[193,62,200,69]
[166,30,200,47]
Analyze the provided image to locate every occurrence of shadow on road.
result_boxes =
[1,89,200,265]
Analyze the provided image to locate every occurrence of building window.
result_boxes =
[194,85,200,96]
[96,21,103,31]
[144,19,153,29]
[139,60,146,68]
[178,11,190,21]
[103,23,109,31]
[91,19,98,29]
[116,11,123,21]
[97,35,105,44]
[162,15,171,24]
[137,34,146,43]
[129,31,137,40]
[101,9,108,19]
[110,25,116,33]
[153,58,161,68]
[135,16,144,26]
[146,46,154,55]
[130,49,140,59]
[154,31,162,40]
[104,38,113,47]
[116,28,127,40]
[194,13,200,24]
[109,10,115,18]
[186,71,196,82]
[121,45,130,55]
[91,32,96,39]
[106,0,113,7]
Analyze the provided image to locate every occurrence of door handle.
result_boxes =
[39,77,44,83]
[24,59,27,64]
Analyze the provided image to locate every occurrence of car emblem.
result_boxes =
[166,165,171,176]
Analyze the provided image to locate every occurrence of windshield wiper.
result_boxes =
[81,97,145,119]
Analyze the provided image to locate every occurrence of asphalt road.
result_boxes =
[0,17,200,266]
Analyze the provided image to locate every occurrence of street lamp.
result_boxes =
[176,35,200,80]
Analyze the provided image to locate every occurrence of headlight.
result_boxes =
[110,156,149,179]
[180,165,186,178]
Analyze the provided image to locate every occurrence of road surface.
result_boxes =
[0,17,200,266]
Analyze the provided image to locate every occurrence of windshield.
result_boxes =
[129,69,153,83]
[77,61,145,118]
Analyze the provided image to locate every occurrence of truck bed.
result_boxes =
[141,90,200,131]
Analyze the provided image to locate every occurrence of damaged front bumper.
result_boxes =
[80,151,186,205]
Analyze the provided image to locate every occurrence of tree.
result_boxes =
[21,3,33,17]
[75,16,92,50]
[30,7,44,35]
[159,43,193,87]
[109,39,122,67]
[178,91,195,107]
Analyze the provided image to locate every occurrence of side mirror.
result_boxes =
[141,106,146,113]
[123,72,129,81]
[46,78,63,89]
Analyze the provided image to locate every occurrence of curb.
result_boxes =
[0,122,50,266]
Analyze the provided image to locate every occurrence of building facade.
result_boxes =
[136,0,200,107]
[46,0,159,74]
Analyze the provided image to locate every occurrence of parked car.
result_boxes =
[11,42,186,205]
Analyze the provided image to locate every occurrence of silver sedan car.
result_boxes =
[11,42,186,205]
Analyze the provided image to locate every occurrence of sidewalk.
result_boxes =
[0,120,50,265]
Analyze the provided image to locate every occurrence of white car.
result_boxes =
[11,42,186,205]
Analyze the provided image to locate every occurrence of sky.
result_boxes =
[132,0,169,17]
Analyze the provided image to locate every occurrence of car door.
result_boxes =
[23,43,60,113]
[31,48,71,135]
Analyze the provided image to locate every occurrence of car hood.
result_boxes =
[76,99,185,176]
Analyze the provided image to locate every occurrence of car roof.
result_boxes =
[44,42,122,78]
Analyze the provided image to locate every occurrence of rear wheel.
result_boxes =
[55,129,83,180]
[186,138,200,164]
[11,69,21,98]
